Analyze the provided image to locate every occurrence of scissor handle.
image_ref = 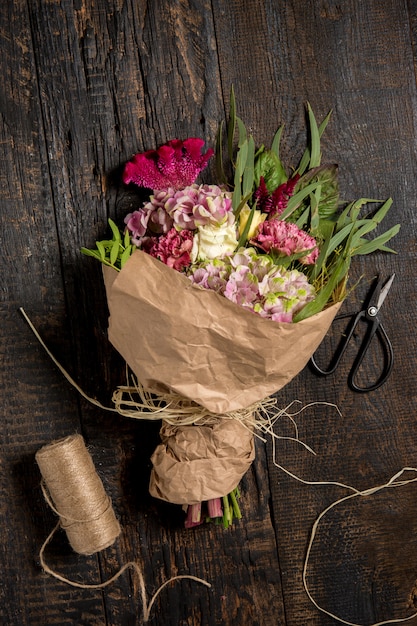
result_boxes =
[348,321,394,392]
[310,312,362,376]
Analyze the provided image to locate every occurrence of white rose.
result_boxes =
[191,222,238,262]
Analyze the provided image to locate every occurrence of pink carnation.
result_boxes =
[142,227,193,271]
[123,138,213,191]
[251,219,318,264]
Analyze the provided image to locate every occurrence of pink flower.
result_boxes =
[251,219,318,264]
[143,227,194,271]
[192,185,233,226]
[165,185,201,230]
[124,209,152,245]
[123,138,214,191]
[164,184,234,230]
[223,266,259,308]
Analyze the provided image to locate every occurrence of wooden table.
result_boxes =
[1,1,417,624]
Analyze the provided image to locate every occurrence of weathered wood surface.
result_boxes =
[1,1,417,624]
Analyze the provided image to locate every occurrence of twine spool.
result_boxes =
[35,434,121,555]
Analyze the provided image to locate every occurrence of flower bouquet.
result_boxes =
[82,92,399,528]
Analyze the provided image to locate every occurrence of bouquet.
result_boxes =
[82,92,399,528]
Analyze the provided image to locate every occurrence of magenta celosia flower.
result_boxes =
[254,175,300,216]
[123,138,214,191]
[251,219,318,264]
[142,227,193,271]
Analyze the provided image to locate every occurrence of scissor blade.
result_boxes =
[376,273,395,310]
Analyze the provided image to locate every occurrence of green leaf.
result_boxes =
[120,245,133,267]
[110,239,119,265]
[297,108,332,175]
[294,254,350,321]
[254,149,287,191]
[307,102,321,168]
[280,181,321,219]
[352,224,400,255]
[96,240,106,261]
[227,86,237,162]
[242,135,255,197]
[108,218,121,242]
[80,247,103,262]
[296,207,310,229]
[271,125,284,160]
[236,116,247,147]
[235,204,256,249]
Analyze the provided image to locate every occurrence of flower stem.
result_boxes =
[229,488,242,519]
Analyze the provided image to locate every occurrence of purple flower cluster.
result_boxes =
[189,248,315,323]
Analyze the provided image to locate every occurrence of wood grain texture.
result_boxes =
[1,1,416,625]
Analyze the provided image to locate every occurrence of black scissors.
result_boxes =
[310,274,395,392]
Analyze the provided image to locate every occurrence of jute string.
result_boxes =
[35,433,210,622]
[21,308,417,625]
[36,434,121,555]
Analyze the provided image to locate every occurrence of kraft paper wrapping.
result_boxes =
[149,419,255,504]
[103,249,341,414]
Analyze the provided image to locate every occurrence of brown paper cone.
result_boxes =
[103,249,341,414]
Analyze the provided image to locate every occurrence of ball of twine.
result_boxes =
[35,434,121,555]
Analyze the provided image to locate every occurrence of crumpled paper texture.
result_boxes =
[149,419,255,504]
[103,250,341,414]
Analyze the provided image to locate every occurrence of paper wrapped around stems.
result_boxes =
[103,249,341,414]
[149,419,255,505]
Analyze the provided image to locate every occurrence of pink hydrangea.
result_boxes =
[188,248,315,322]
[164,184,233,230]
[223,265,259,309]
[251,219,318,264]
[189,260,228,292]
[142,228,193,271]
[192,185,233,226]
[123,138,213,191]
[124,209,151,245]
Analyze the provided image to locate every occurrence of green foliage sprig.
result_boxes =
[216,88,400,320]
[81,219,132,271]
